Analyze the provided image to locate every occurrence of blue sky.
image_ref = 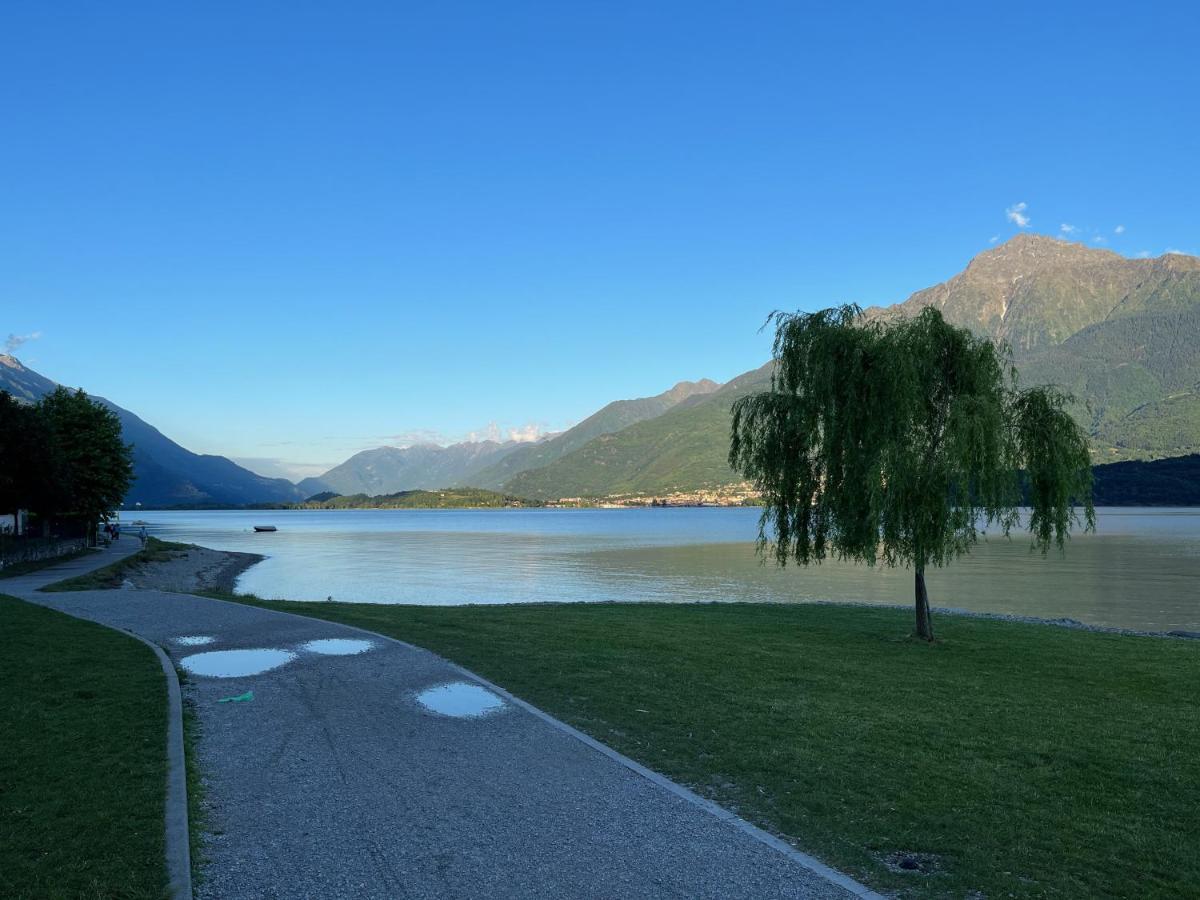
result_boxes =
[3,2,1197,479]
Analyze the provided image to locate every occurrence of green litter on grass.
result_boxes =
[217,691,253,703]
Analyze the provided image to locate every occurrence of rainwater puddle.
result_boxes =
[301,638,374,655]
[416,682,506,718]
[181,648,296,678]
[175,636,215,646]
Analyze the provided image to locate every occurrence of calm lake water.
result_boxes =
[136,508,1200,632]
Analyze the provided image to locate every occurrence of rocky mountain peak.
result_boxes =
[661,378,721,405]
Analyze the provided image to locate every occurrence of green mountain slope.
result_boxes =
[1019,301,1200,458]
[503,365,770,499]
[873,236,1200,459]
[867,234,1200,357]
[501,236,1200,499]
[470,379,719,489]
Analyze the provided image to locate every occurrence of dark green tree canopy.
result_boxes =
[35,387,134,527]
[730,305,1095,639]
[0,391,55,517]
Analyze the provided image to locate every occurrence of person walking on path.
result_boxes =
[138,525,147,547]
[113,522,121,541]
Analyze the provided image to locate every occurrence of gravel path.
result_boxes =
[5,550,871,900]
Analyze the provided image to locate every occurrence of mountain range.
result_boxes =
[6,235,1198,505]
[471,237,1200,499]
[486,236,1200,498]
[0,354,304,507]
[297,378,722,498]
[867,234,1200,461]
[296,440,529,498]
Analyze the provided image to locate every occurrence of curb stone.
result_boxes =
[119,628,193,900]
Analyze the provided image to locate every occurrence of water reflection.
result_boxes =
[416,682,506,718]
[181,648,296,677]
[138,508,1200,631]
[301,638,374,655]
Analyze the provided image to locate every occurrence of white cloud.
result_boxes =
[1136,250,1152,258]
[1005,202,1030,228]
[1092,235,1107,245]
[1165,247,1187,255]
[465,421,552,444]
[989,235,1000,243]
[508,423,550,443]
[1060,223,1078,235]
[3,331,42,354]
[1114,224,1126,234]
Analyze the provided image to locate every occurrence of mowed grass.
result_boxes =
[41,537,191,592]
[217,595,1199,898]
[0,594,168,899]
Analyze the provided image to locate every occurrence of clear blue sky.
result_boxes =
[3,2,1197,479]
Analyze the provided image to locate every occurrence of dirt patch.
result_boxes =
[129,545,264,594]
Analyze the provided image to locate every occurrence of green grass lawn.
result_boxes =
[0,594,168,899]
[214,594,1199,898]
[40,537,192,592]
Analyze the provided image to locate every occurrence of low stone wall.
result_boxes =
[0,537,88,570]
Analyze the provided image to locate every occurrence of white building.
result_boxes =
[0,510,28,535]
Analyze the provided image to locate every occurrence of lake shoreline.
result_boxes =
[129,543,265,594]
[167,540,1196,641]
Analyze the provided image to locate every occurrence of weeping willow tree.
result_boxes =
[729,304,1095,641]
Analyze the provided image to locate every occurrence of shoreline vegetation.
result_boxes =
[41,537,263,594]
[112,453,1200,511]
[125,485,763,511]
[37,542,1200,896]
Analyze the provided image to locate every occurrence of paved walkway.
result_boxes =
[5,546,869,899]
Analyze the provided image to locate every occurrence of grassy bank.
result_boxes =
[41,537,191,592]
[0,594,168,899]
[212,594,1198,898]
[0,547,93,580]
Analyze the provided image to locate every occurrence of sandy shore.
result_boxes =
[129,544,264,594]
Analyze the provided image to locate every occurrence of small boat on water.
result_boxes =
[253,525,277,533]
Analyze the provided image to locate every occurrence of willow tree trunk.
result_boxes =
[914,567,934,641]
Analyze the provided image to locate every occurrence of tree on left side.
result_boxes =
[35,387,134,541]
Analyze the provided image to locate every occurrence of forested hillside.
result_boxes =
[504,366,770,499]
[471,379,720,489]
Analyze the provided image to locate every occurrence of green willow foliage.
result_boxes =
[730,305,1095,616]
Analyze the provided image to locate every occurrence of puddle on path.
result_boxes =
[181,648,296,678]
[417,682,506,718]
[300,638,374,655]
[175,636,215,646]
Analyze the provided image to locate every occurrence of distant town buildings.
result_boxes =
[544,483,761,508]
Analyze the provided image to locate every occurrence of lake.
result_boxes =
[135,507,1200,632]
